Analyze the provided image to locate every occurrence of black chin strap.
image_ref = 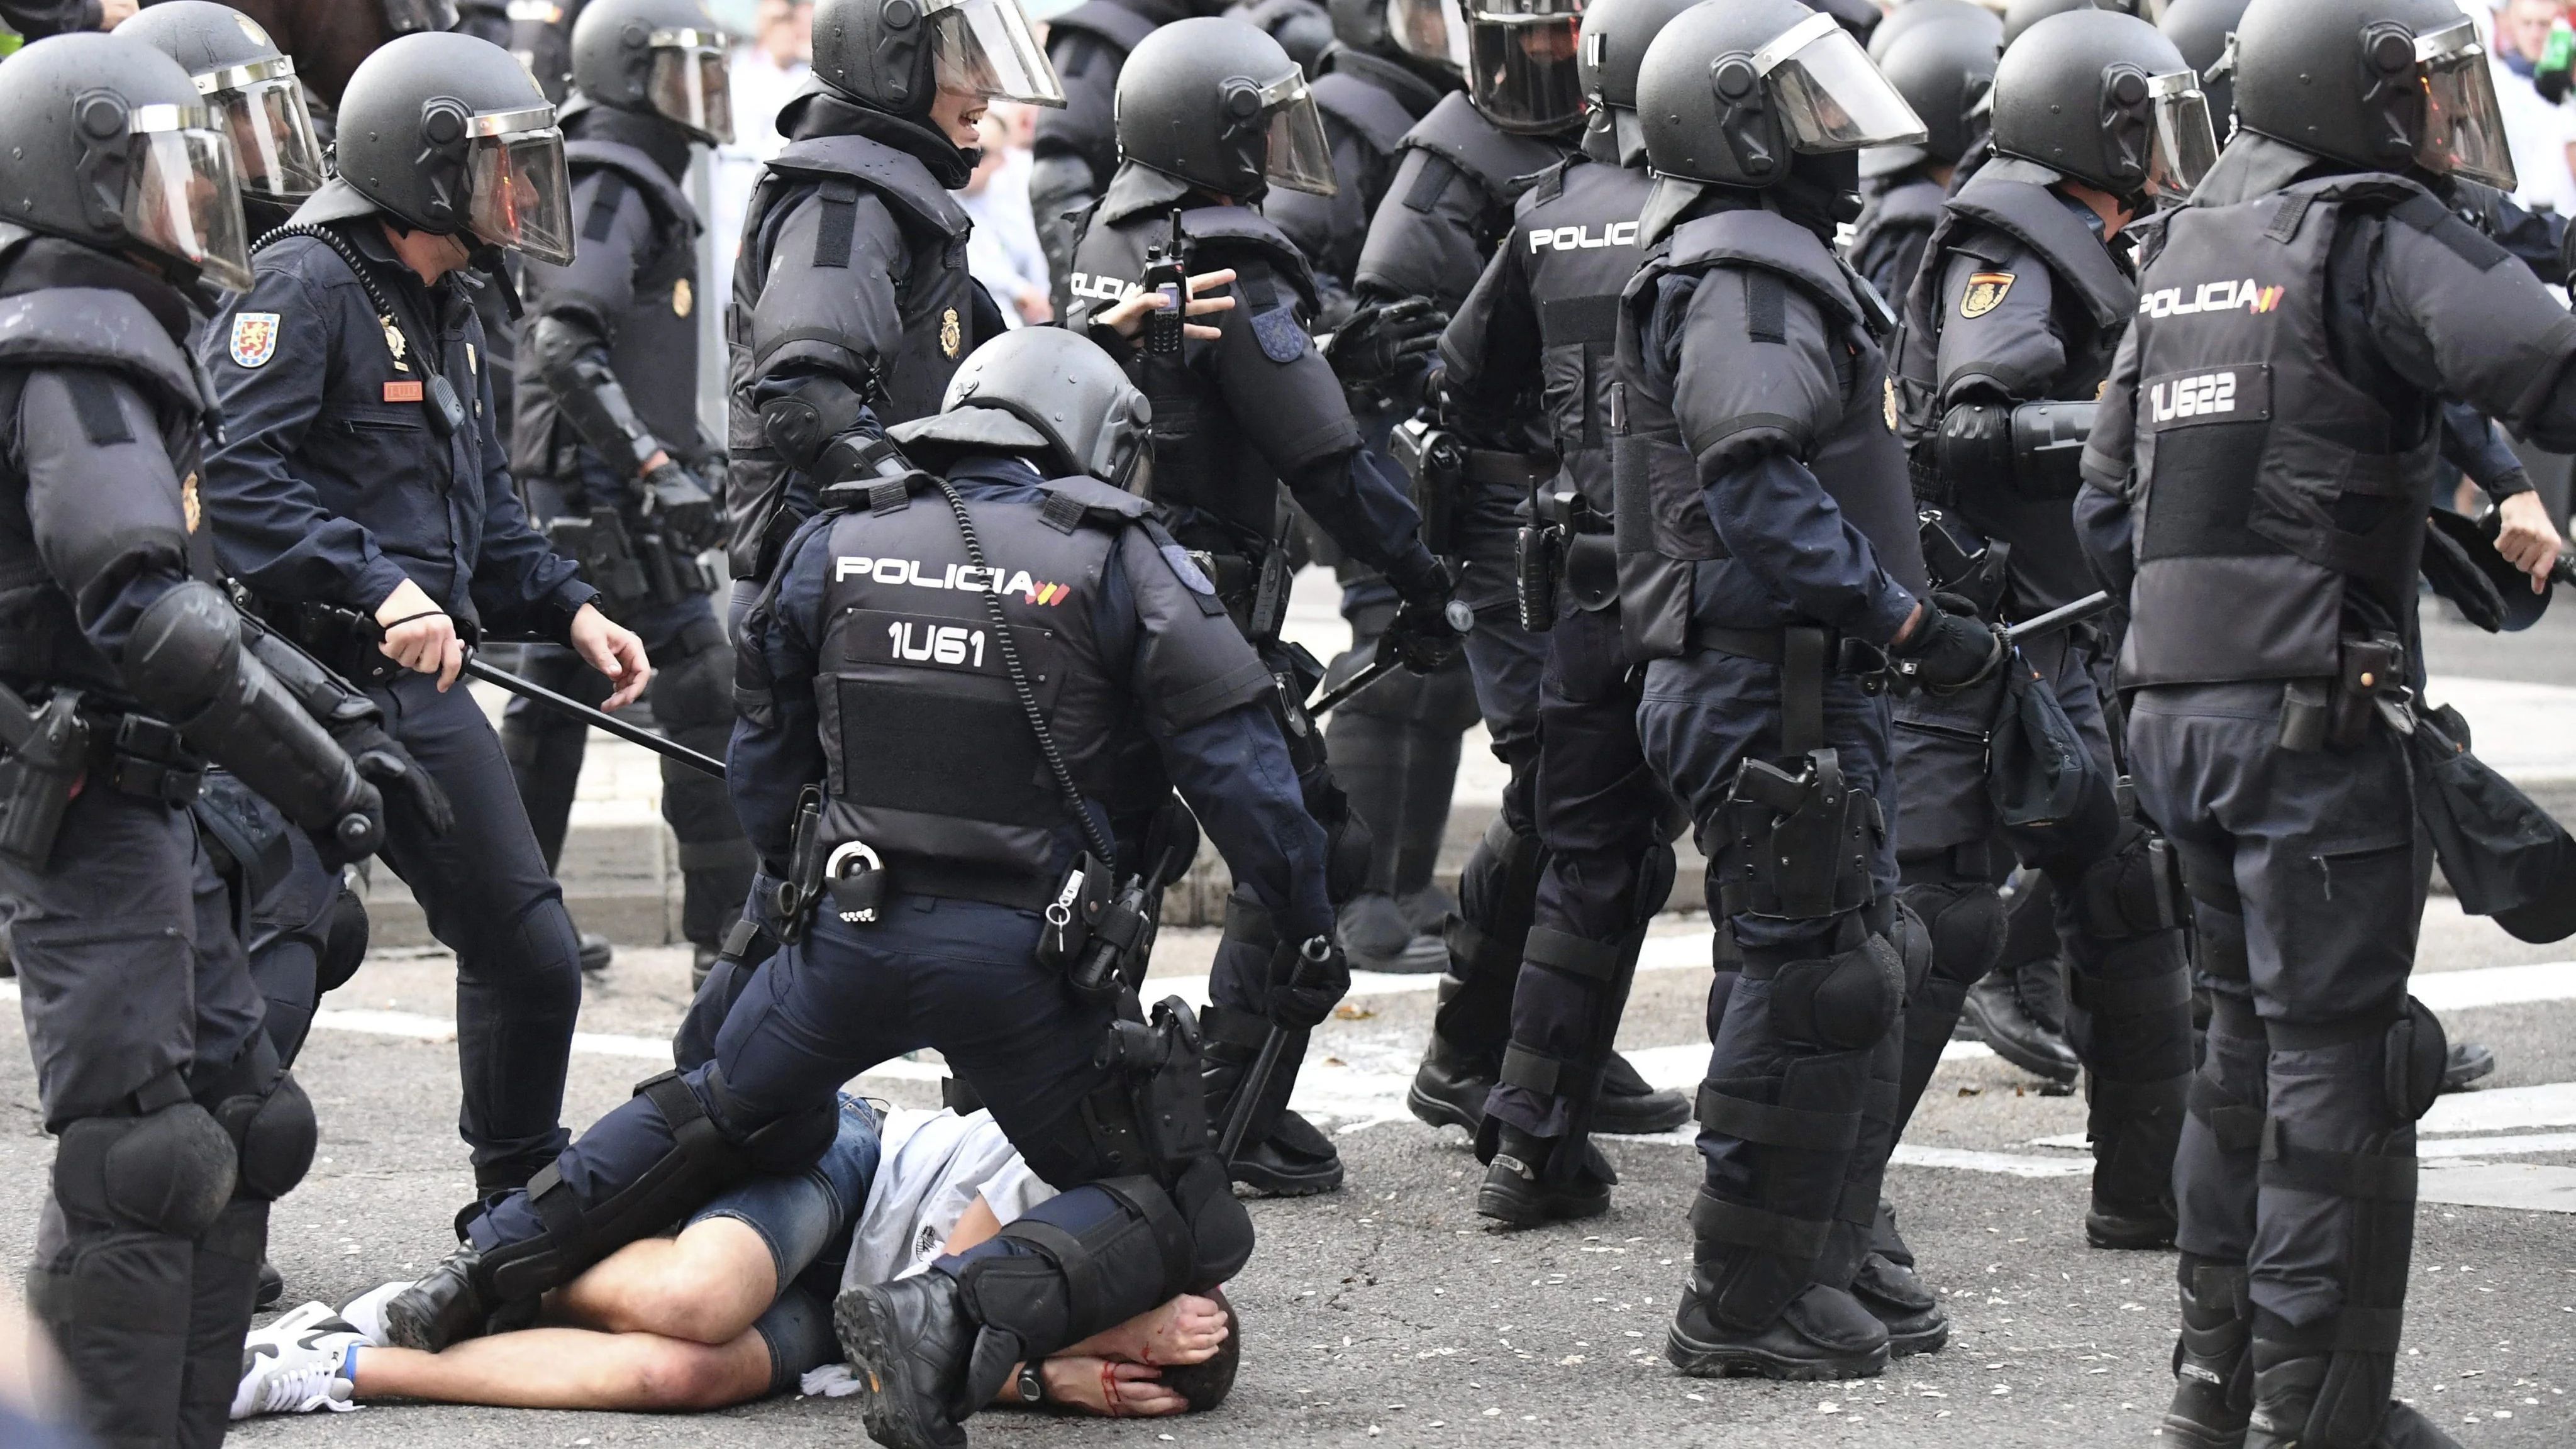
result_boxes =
[465,244,525,321]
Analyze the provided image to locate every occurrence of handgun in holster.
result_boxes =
[547,508,652,616]
[0,682,89,869]
[770,786,826,943]
[2279,633,2411,753]
[1918,506,2012,618]
[1387,412,1463,561]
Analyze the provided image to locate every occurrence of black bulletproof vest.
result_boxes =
[2120,174,2438,689]
[724,132,977,577]
[813,475,1145,884]
[1890,161,2136,613]
[1515,157,1653,512]
[1066,189,1324,557]
[0,236,209,689]
[512,140,704,482]
[1353,91,1570,305]
[1614,207,1926,657]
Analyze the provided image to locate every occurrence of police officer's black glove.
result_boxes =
[328,719,456,840]
[641,460,722,554]
[1268,934,1350,1031]
[1382,563,1472,674]
[1889,591,2004,694]
[1321,297,1447,394]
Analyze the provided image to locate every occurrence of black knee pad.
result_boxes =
[1898,878,2006,989]
[318,885,369,995]
[1174,1153,1254,1287]
[53,1102,237,1238]
[1887,899,1933,999]
[1767,933,1904,1051]
[701,1064,838,1175]
[221,1072,318,1202]
[2385,997,2448,1124]
[1631,840,1679,929]
[2075,824,2186,941]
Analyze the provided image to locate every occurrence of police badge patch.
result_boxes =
[672,277,693,318]
[940,308,962,358]
[1959,272,2015,319]
[228,313,280,369]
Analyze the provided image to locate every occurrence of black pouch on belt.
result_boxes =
[0,685,89,870]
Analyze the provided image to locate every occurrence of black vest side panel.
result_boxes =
[2119,175,2434,688]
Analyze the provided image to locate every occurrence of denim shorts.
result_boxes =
[685,1095,883,1392]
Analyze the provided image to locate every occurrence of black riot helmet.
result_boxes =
[891,327,1156,486]
[119,2,328,209]
[566,0,733,144]
[2002,0,2112,48]
[1635,0,1927,190]
[1991,9,2214,204]
[2233,0,2513,189]
[1868,0,2001,62]
[306,31,579,265]
[811,0,1065,118]
[1232,0,1338,79]
[0,33,255,292]
[1577,0,1701,165]
[2155,0,2246,140]
[1461,0,1585,135]
[1116,18,1340,198]
[1868,14,2000,178]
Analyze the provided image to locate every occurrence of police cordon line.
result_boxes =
[3,0,2575,1446]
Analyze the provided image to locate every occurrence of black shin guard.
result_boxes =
[179,1197,269,1449]
[1892,874,2007,1128]
[1431,818,1550,1057]
[951,1174,1202,1404]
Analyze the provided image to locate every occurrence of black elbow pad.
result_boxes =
[758,376,874,473]
[528,313,657,478]
[238,611,381,731]
[2009,399,2095,499]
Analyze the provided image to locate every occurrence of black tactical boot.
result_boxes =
[380,1245,533,1352]
[834,1272,977,1449]
[1204,1019,1345,1195]
[1962,957,2080,1085]
[2084,1072,2183,1249]
[1667,1275,1890,1381]
[2163,1256,2252,1449]
[1407,1030,1496,1133]
[2244,1349,2461,1449]
[577,931,614,975]
[1594,1052,1694,1135]
[255,1258,285,1310]
[1477,1124,1614,1226]
[1851,1252,1948,1357]
[1340,891,1445,973]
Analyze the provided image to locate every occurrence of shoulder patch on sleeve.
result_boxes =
[1140,516,1231,616]
[2388,192,2513,272]
[228,312,280,369]
[1238,265,1309,364]
[1959,272,2015,319]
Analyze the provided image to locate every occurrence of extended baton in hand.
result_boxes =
[462,653,726,779]
[1214,936,1335,1167]
[2001,590,2114,646]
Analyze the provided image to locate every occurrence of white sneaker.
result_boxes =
[234,1306,362,1420]
[336,1280,413,1347]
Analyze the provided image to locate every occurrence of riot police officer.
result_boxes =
[0,33,443,1446]
[1847,9,1999,304]
[1613,0,1990,1379]
[197,31,657,1208]
[385,330,1314,1449]
[500,0,748,977]
[1884,9,2214,1255]
[2077,2,2573,1443]
[1426,0,1722,1228]
[1063,16,1464,1194]
[720,0,1063,596]
[119,2,331,243]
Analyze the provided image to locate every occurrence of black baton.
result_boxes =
[1214,935,1335,1166]
[462,654,726,779]
[2001,589,2115,646]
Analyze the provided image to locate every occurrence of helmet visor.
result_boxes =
[124,108,253,294]
[2414,19,2516,191]
[2145,69,2216,200]
[1259,71,1339,196]
[925,0,1067,108]
[647,30,736,144]
[1388,0,1471,75]
[1755,11,1928,153]
[199,64,326,201]
[465,113,576,265]
[1465,0,1585,135]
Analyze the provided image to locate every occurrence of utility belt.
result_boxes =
[1690,621,1892,697]
[1514,487,1617,631]
[545,508,716,618]
[2279,632,2411,753]
[0,686,203,869]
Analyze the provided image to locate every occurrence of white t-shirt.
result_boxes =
[837,1108,1060,1294]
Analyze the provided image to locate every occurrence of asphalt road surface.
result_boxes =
[4,887,2572,1449]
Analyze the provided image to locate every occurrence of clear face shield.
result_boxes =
[463,106,577,265]
[2144,69,2218,201]
[195,57,326,202]
[1254,69,1339,196]
[2411,19,2517,191]
[1388,0,1472,76]
[123,102,255,293]
[1465,0,1585,135]
[1752,11,1928,153]
[924,0,1068,108]
[645,28,735,144]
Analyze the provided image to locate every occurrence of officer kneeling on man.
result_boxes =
[384,326,1340,1449]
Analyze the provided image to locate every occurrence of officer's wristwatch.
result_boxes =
[1016,1360,1047,1406]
